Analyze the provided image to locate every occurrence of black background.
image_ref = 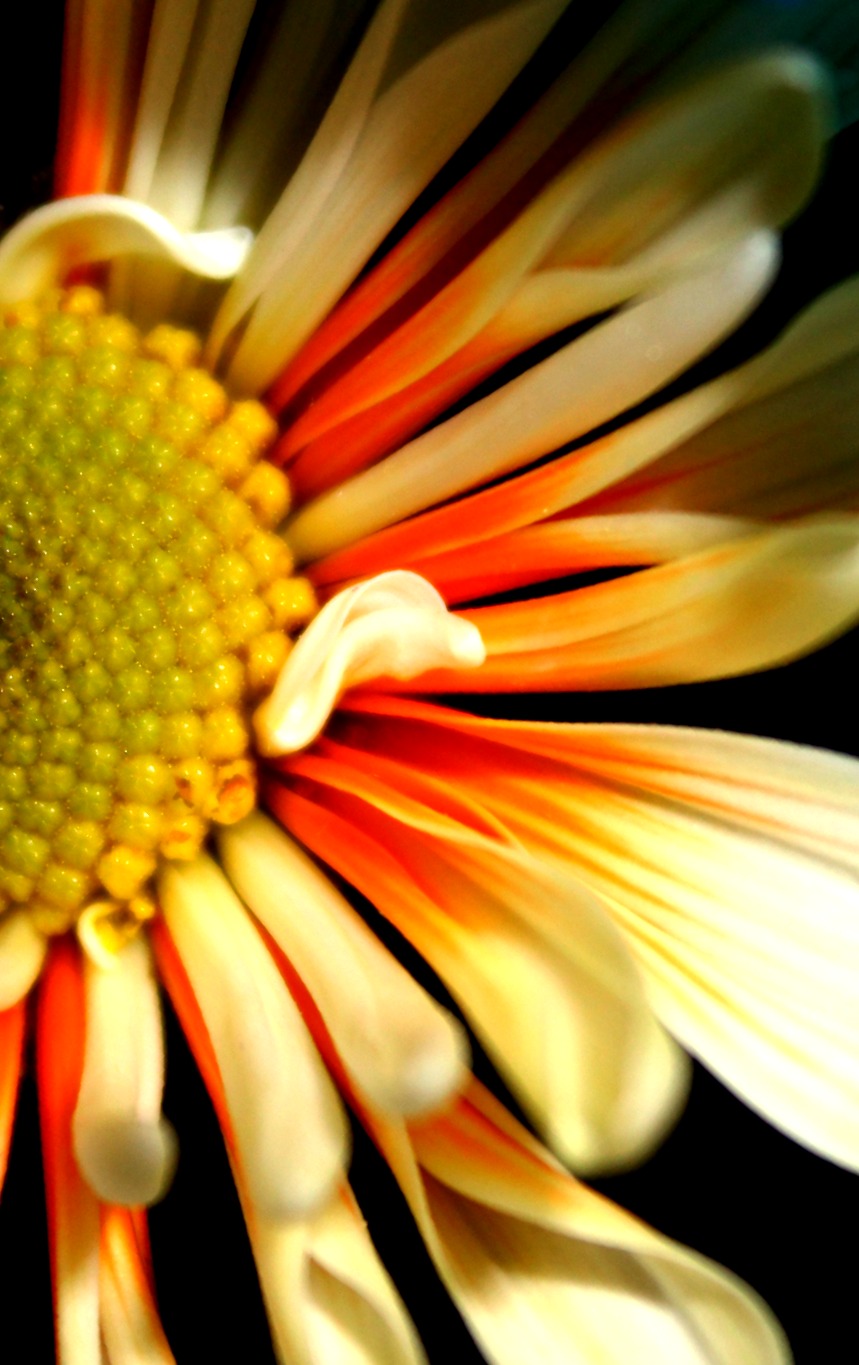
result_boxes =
[1,3,857,1362]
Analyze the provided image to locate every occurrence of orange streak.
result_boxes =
[0,1002,25,1194]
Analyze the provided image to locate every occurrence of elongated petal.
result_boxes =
[0,910,48,1009]
[288,234,777,562]
[413,516,859,691]
[270,775,687,1175]
[0,195,251,306]
[282,49,824,463]
[220,812,469,1118]
[334,695,859,1169]
[38,941,102,1365]
[99,1207,175,1364]
[159,854,349,1218]
[215,0,575,389]
[254,572,483,756]
[249,1187,427,1365]
[73,933,175,1207]
[366,1080,788,1365]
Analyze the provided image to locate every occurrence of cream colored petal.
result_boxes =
[247,1186,425,1365]
[599,276,859,521]
[73,934,176,1207]
[288,233,777,563]
[278,771,687,1175]
[385,704,859,1170]
[159,854,349,1218]
[254,571,484,756]
[219,812,469,1119]
[454,516,859,691]
[368,1082,788,1365]
[215,0,570,388]
[286,49,824,452]
[99,1209,176,1364]
[0,195,251,306]
[0,911,47,1009]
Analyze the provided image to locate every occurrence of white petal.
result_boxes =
[219,812,469,1117]
[254,571,484,756]
[0,195,251,306]
[159,854,349,1218]
[72,933,176,1207]
[0,911,47,1009]
[288,233,778,562]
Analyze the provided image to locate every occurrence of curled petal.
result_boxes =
[99,1208,175,1364]
[367,1080,789,1365]
[254,571,484,756]
[159,854,349,1219]
[0,195,252,306]
[73,933,176,1207]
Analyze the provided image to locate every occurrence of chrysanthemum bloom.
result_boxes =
[0,0,858,1360]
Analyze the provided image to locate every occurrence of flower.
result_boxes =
[0,1,857,1361]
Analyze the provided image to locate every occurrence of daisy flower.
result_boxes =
[0,1,858,1361]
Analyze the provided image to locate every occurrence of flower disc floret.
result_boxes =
[0,287,314,944]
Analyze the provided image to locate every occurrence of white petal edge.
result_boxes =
[254,571,485,756]
[219,811,470,1118]
[0,195,252,306]
[0,911,47,1009]
[72,932,176,1207]
[159,853,350,1219]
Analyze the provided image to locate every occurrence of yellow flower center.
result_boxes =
[0,287,314,949]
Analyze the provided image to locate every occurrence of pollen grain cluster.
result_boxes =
[0,287,314,945]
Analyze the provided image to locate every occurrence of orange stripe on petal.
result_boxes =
[0,1003,25,1193]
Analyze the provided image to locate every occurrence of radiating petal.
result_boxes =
[37,941,102,1365]
[270,776,688,1175]
[214,0,574,389]
[281,49,825,465]
[288,234,777,563]
[254,571,484,756]
[0,194,251,306]
[333,695,859,1169]
[99,1207,175,1364]
[410,516,859,691]
[364,1080,788,1365]
[0,910,48,1010]
[73,933,175,1207]
[159,854,349,1218]
[220,812,469,1118]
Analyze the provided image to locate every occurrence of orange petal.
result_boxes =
[99,1205,175,1362]
[0,1003,25,1193]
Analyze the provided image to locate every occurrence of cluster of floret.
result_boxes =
[0,287,314,941]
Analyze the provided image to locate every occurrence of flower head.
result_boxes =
[1,1,858,1361]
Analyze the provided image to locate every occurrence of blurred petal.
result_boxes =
[270,775,688,1174]
[250,1187,426,1365]
[73,933,175,1207]
[0,1003,25,1191]
[159,854,349,1218]
[254,571,484,755]
[366,1080,789,1365]
[220,812,469,1118]
[99,1207,175,1364]
[289,234,777,562]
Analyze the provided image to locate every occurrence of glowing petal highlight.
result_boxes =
[0,195,252,306]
